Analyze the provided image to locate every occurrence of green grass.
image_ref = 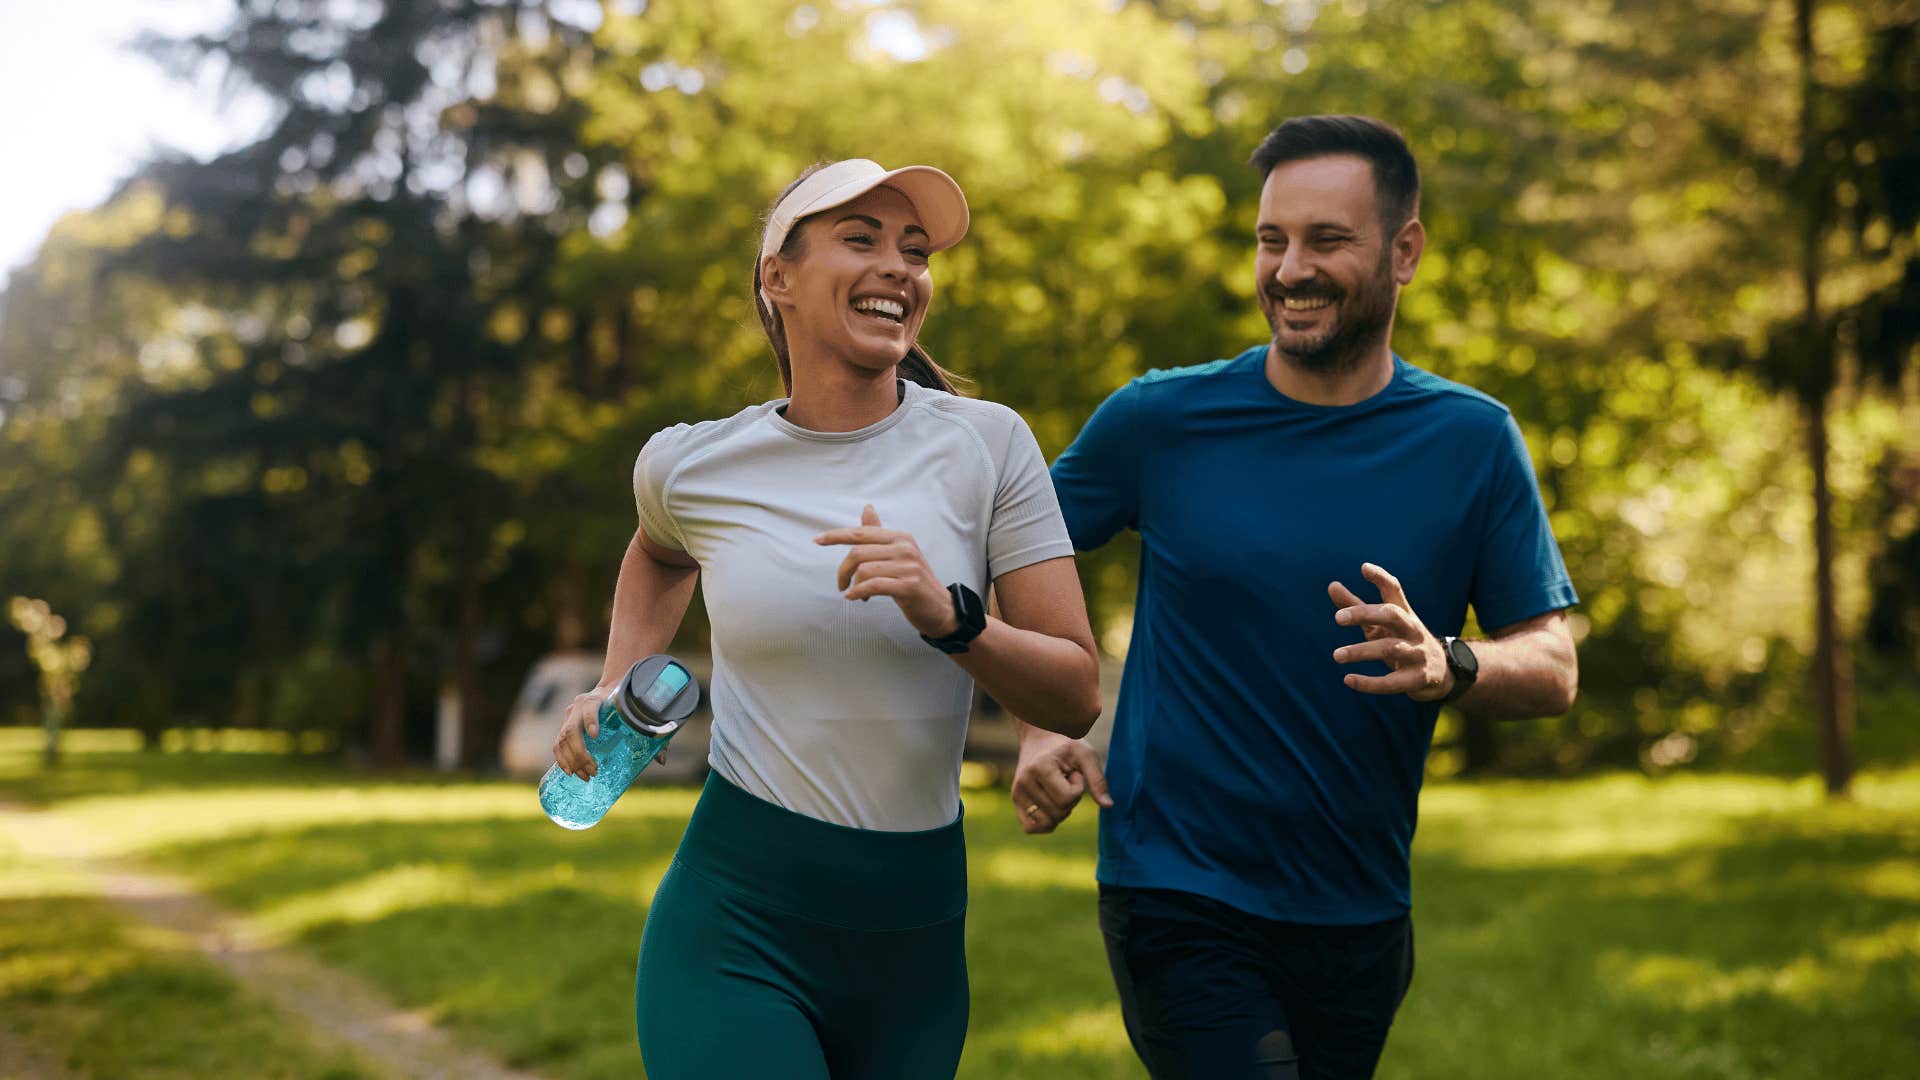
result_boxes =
[2,728,1917,1078]
[0,801,378,1078]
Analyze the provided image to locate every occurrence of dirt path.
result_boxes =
[0,803,547,1080]
[0,1022,64,1080]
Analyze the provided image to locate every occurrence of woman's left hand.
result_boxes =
[814,505,960,638]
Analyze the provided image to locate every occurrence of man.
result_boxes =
[1011,115,1580,1079]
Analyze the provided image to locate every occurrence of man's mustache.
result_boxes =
[1265,285,1343,303]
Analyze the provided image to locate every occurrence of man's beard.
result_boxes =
[1264,251,1397,374]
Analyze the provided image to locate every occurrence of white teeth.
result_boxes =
[853,297,906,321]
[1283,296,1333,311]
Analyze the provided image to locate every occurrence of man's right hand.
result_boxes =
[553,685,614,781]
[1010,728,1112,834]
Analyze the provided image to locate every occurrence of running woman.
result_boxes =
[550,159,1102,1079]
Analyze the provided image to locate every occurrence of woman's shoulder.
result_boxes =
[911,386,1033,440]
[644,400,780,456]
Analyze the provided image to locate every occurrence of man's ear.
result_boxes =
[1392,218,1425,286]
[760,254,795,309]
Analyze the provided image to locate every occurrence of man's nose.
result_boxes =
[1275,246,1316,289]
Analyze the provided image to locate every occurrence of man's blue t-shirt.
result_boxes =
[1051,345,1578,925]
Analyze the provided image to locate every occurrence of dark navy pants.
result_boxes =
[1099,885,1415,1080]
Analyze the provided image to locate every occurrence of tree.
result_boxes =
[105,0,604,764]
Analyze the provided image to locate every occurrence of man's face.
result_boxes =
[1253,155,1420,373]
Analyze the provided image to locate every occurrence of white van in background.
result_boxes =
[499,650,714,783]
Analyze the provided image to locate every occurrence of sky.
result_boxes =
[0,0,269,279]
[0,1,935,281]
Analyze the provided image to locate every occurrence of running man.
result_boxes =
[1012,115,1580,1079]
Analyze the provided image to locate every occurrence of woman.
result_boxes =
[550,159,1101,1078]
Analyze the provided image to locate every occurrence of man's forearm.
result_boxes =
[1454,614,1578,718]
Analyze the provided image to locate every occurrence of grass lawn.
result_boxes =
[0,741,379,1079]
[2,728,1917,1079]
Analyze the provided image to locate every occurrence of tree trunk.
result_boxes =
[41,705,62,766]
[455,513,486,769]
[1798,0,1853,799]
[369,635,407,767]
[1806,395,1855,797]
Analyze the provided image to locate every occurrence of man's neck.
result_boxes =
[1263,340,1396,406]
[783,342,901,432]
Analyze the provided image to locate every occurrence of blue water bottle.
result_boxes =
[538,655,700,830]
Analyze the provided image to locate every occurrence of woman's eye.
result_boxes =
[905,247,930,260]
[844,233,873,245]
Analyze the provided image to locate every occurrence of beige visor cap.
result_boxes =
[759,159,970,265]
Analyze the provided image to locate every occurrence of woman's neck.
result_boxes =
[782,343,902,433]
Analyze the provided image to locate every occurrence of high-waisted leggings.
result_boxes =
[634,772,969,1079]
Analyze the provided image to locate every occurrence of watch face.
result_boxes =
[952,583,987,633]
[1448,637,1479,676]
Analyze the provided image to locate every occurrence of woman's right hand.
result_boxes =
[553,685,614,780]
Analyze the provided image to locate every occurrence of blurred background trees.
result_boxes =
[0,0,1913,782]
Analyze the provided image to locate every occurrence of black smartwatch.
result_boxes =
[1440,636,1479,703]
[921,582,987,654]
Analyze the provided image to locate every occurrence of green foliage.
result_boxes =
[0,0,1914,772]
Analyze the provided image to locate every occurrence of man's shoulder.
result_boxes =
[1124,345,1265,399]
[1394,359,1515,424]
[1134,357,1238,389]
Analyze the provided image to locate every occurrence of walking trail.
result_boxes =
[0,801,546,1080]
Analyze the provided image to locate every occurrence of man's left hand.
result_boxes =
[1328,562,1453,702]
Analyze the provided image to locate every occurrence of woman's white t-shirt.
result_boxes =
[634,380,1075,831]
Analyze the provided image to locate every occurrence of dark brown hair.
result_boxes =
[752,164,961,396]
[1249,115,1422,235]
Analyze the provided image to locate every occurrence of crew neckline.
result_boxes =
[1250,346,1408,413]
[768,379,920,443]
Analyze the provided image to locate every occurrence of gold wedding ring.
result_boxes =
[1024,803,1041,817]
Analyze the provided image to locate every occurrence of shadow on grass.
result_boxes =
[0,894,374,1080]
[0,747,509,807]
[133,802,1139,1080]
[77,775,1920,1080]
[1394,819,1920,1080]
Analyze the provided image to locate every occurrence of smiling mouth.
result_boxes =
[1278,295,1335,311]
[852,297,907,324]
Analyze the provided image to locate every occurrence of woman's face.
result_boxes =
[768,185,934,375]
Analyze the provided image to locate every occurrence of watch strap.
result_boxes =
[921,582,987,654]
[1440,636,1478,703]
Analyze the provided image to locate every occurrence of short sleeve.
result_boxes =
[1471,415,1579,630]
[1049,380,1144,551]
[632,425,690,552]
[986,410,1076,580]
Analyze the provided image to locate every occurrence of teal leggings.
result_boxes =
[635,772,969,1078]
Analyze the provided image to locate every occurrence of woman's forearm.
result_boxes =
[952,620,1101,738]
[598,529,700,688]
